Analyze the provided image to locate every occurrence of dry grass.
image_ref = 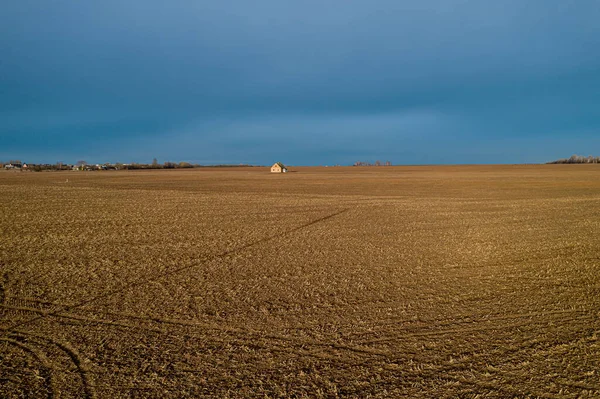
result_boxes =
[1,165,599,398]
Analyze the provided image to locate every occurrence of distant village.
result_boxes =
[1,159,257,171]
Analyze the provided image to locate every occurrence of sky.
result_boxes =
[1,0,599,165]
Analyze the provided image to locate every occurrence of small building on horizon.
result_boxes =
[4,163,22,169]
[271,162,288,173]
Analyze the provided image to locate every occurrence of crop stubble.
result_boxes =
[1,165,599,398]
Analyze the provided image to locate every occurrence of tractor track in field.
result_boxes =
[1,209,355,394]
[1,208,349,334]
[2,299,597,368]
[2,301,386,363]
[0,337,56,398]
[354,309,596,344]
[1,331,96,399]
[3,295,595,347]
[8,294,593,337]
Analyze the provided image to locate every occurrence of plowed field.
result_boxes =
[1,165,599,398]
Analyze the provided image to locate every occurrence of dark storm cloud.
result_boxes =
[1,1,599,164]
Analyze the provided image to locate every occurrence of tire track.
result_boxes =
[5,300,597,374]
[352,309,592,343]
[0,337,56,399]
[8,331,96,399]
[6,296,590,343]
[359,313,596,345]
[1,302,385,362]
[0,271,8,304]
[1,208,349,331]
[2,299,598,396]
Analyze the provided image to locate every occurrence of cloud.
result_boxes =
[1,0,599,163]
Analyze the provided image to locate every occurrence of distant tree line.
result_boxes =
[126,159,256,169]
[1,158,258,171]
[124,160,197,169]
[547,155,600,164]
[30,163,73,171]
[353,160,392,166]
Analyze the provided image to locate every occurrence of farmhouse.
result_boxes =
[271,162,288,173]
[4,163,22,170]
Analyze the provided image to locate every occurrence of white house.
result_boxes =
[271,162,288,173]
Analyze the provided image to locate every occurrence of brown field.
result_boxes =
[1,165,600,398]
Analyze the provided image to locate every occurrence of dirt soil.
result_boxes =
[1,165,599,398]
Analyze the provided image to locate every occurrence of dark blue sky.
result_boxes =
[1,1,599,165]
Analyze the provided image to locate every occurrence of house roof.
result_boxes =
[272,162,286,168]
